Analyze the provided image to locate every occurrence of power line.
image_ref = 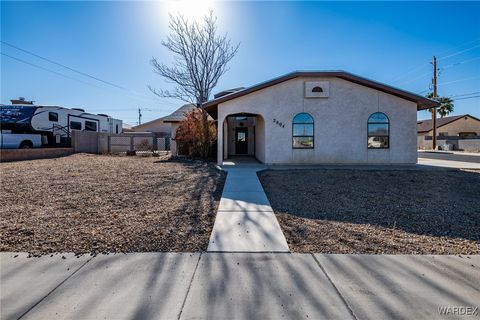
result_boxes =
[437,38,480,56]
[1,53,102,88]
[1,41,180,108]
[388,38,480,83]
[441,56,480,69]
[1,40,126,90]
[454,95,480,101]
[449,91,480,98]
[437,75,480,86]
[438,43,480,61]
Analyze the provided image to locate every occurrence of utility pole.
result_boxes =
[431,56,437,150]
[138,108,142,125]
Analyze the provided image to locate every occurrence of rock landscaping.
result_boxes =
[0,154,226,255]
[258,169,480,254]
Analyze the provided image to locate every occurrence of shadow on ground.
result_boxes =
[258,168,480,254]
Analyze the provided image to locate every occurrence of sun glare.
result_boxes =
[166,0,215,22]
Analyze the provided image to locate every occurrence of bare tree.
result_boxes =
[149,11,239,105]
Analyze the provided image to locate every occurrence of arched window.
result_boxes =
[367,112,389,149]
[312,86,323,93]
[292,113,314,149]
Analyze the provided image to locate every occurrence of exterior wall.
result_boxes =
[216,77,418,165]
[132,119,171,134]
[170,122,180,156]
[421,116,480,137]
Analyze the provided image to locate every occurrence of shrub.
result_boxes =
[174,108,216,159]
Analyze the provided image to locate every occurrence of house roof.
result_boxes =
[202,71,439,118]
[132,116,166,130]
[162,104,197,123]
[417,114,479,133]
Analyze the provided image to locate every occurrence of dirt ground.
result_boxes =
[0,154,226,255]
[259,169,480,254]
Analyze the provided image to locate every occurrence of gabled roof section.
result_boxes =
[162,104,197,123]
[202,71,439,118]
[417,114,480,133]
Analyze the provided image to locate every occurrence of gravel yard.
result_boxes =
[259,169,480,254]
[0,154,226,255]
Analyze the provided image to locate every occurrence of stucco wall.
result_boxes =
[170,122,180,156]
[133,119,171,134]
[216,77,418,165]
[423,116,480,137]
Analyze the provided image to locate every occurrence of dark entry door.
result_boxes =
[235,127,248,154]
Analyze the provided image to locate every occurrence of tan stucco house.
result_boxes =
[417,114,480,137]
[203,71,438,165]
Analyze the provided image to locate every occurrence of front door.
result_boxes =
[235,127,248,154]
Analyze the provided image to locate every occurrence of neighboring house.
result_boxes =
[417,114,480,137]
[131,116,171,135]
[203,71,438,165]
[130,104,198,155]
[162,104,197,156]
[417,114,480,151]
[122,123,135,132]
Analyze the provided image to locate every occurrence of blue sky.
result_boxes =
[1,1,479,125]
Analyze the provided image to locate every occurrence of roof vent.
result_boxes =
[72,108,85,112]
[98,113,109,117]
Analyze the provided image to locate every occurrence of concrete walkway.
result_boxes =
[1,252,478,320]
[207,165,289,252]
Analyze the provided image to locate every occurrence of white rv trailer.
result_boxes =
[0,104,122,148]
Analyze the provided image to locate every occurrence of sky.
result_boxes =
[1,1,479,125]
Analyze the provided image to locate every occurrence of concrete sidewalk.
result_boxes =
[1,252,478,320]
[207,167,289,252]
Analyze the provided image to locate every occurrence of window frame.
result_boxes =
[292,112,314,149]
[84,120,98,132]
[367,112,390,149]
[48,112,58,122]
[70,121,82,130]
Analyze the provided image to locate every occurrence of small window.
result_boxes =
[438,132,448,137]
[70,121,82,130]
[459,132,477,137]
[312,86,323,93]
[293,113,314,149]
[49,112,58,122]
[235,116,248,121]
[85,121,97,131]
[368,112,389,149]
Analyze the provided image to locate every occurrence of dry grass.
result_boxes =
[259,169,480,254]
[0,154,226,255]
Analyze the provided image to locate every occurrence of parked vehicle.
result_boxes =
[0,131,42,149]
[0,103,122,148]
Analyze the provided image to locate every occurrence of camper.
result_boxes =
[0,101,122,148]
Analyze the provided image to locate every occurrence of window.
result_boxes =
[70,121,82,130]
[292,113,314,148]
[48,112,58,122]
[459,132,477,137]
[312,86,323,93]
[367,112,389,149]
[85,121,97,131]
[439,132,448,137]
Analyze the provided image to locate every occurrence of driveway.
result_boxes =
[418,151,480,169]
[1,252,479,320]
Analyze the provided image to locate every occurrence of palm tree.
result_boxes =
[426,93,454,118]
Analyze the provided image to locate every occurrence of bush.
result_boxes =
[174,108,216,159]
